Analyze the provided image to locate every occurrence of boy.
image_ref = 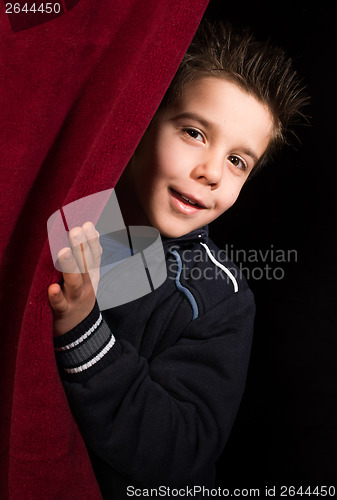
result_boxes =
[48,20,306,498]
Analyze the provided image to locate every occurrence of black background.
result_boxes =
[204,0,337,488]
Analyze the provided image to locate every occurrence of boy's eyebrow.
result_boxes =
[171,112,214,131]
[171,112,260,164]
[240,147,259,164]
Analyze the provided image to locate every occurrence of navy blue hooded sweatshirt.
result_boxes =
[54,226,255,499]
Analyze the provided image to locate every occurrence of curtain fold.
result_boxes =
[0,1,209,497]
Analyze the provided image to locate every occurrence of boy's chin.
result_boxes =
[146,210,212,238]
[153,221,202,239]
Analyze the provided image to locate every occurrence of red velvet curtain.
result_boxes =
[0,1,209,496]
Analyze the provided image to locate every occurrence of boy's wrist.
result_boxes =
[54,301,101,348]
[54,302,120,379]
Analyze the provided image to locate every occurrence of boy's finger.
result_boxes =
[57,247,78,274]
[83,222,102,268]
[57,247,85,295]
[48,283,68,314]
[68,226,94,276]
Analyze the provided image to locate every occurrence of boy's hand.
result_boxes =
[48,221,102,337]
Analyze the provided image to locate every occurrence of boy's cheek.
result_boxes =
[215,193,241,218]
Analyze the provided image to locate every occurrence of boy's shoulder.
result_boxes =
[164,226,252,315]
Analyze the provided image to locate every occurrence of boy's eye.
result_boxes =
[228,155,247,171]
[182,128,204,142]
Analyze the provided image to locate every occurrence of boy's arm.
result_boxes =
[53,285,255,488]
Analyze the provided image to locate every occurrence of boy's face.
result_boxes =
[128,77,273,238]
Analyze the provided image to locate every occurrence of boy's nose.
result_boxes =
[191,154,223,188]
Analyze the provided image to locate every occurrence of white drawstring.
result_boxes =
[200,242,239,293]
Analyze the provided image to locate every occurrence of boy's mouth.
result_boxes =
[169,188,207,211]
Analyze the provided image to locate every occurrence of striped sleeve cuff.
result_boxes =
[54,302,121,380]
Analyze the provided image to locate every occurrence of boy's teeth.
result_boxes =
[181,194,196,205]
